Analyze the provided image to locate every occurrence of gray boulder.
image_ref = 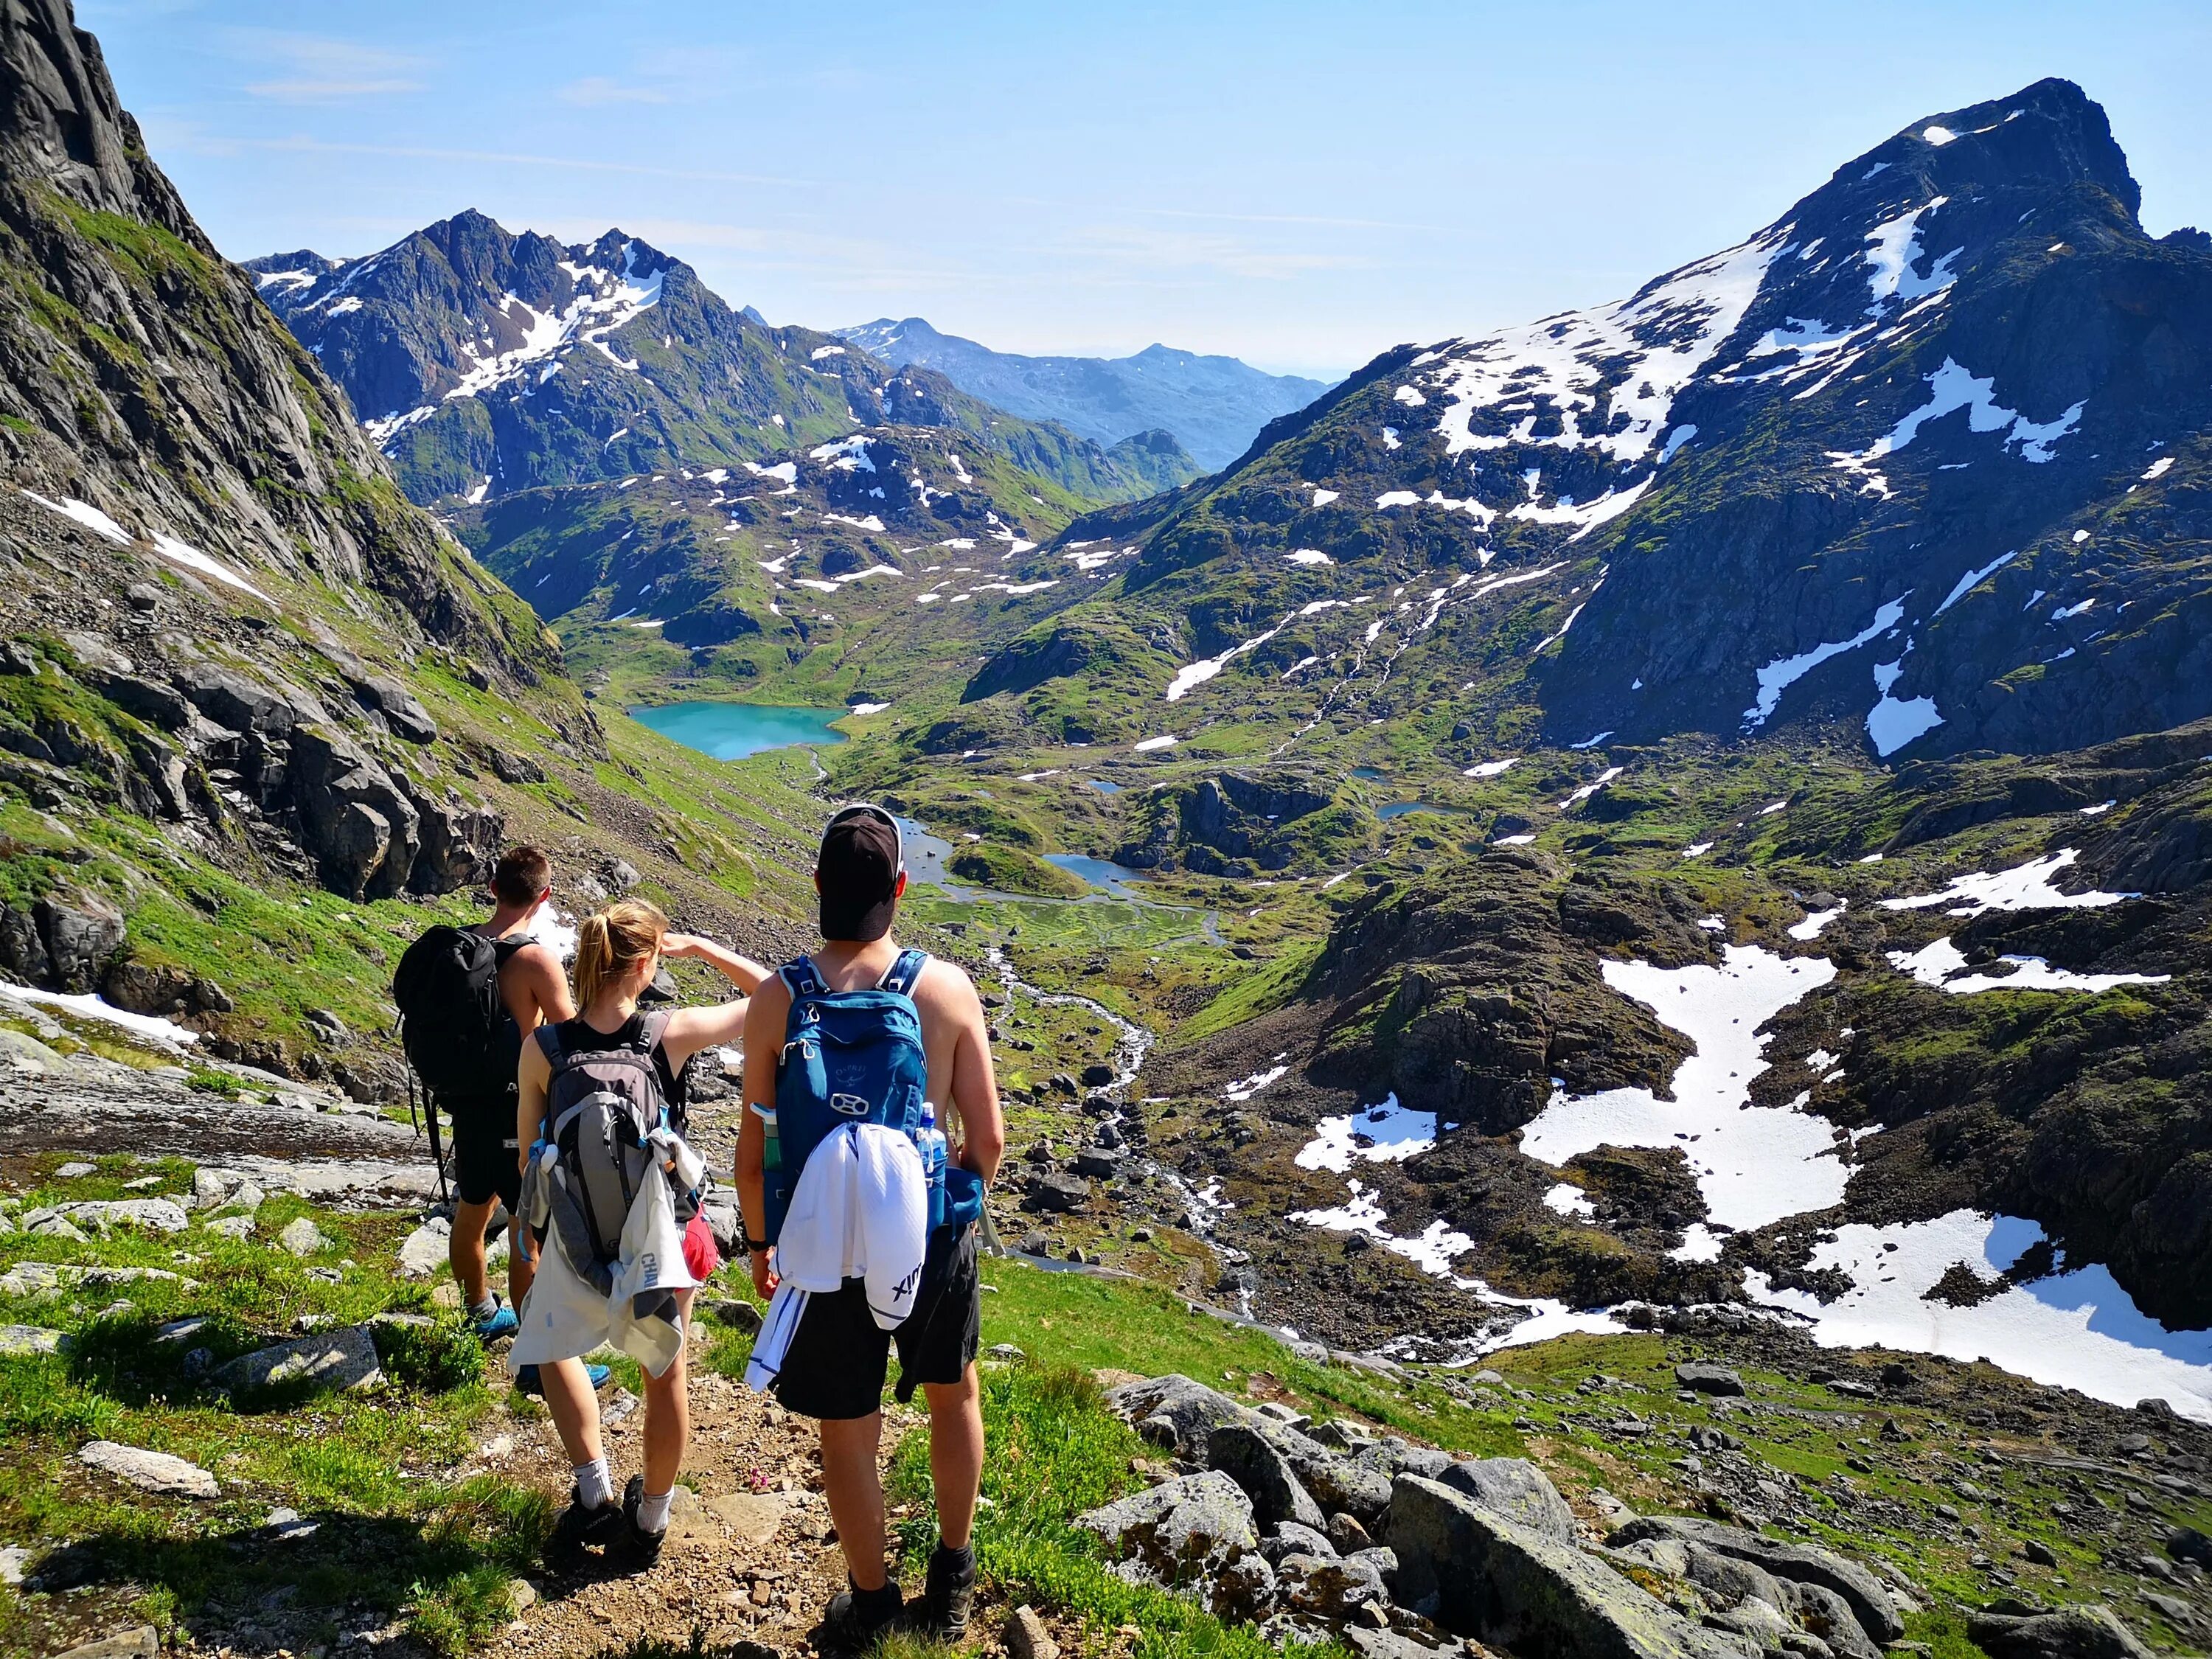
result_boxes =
[78,1439,218,1498]
[286,724,421,899]
[1683,1543,1790,1613]
[1262,1521,1340,1565]
[1676,1363,1747,1396]
[1345,1627,1466,1659]
[1967,1606,2154,1659]
[1608,1516,1905,1645]
[278,1216,332,1256]
[0,902,49,981]
[212,1325,381,1396]
[35,894,126,992]
[1107,1374,1395,1525]
[1023,1171,1091,1213]
[175,664,299,736]
[1106,1374,1266,1458]
[1076,1470,1259,1603]
[0,1324,67,1357]
[1780,1579,1885,1659]
[1209,1422,1327,1532]
[65,1199,189,1234]
[54,1627,160,1659]
[1439,1456,1578,1543]
[1277,1549,1389,1619]
[1391,1475,1747,1659]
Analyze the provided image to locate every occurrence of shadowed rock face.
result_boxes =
[1306,849,1700,1131]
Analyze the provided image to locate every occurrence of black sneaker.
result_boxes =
[621,1474,666,1570]
[913,1543,976,1641]
[822,1577,903,1648]
[550,1484,624,1554]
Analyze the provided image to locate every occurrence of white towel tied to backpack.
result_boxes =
[512,1126,707,1380]
[744,1121,926,1393]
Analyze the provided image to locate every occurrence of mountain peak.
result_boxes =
[1822,77,2139,222]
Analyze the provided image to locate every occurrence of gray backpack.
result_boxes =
[533,1013,695,1288]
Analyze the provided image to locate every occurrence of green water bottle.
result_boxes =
[754,1103,781,1174]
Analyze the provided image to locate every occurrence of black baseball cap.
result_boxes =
[817,803,905,942]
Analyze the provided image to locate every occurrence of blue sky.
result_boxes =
[84,0,2212,380]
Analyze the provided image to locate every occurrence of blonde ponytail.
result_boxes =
[572,898,667,1009]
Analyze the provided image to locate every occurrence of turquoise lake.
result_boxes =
[629,701,848,761]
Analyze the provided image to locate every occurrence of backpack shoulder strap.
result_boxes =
[877,948,930,997]
[533,1022,565,1065]
[636,1009,674,1054]
[781,955,827,999]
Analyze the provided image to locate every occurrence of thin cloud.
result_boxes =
[1068,224,1372,281]
[232,135,813,191]
[559,77,672,107]
[1136,206,1448,235]
[227,29,427,103]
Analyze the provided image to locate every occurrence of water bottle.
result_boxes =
[914,1103,947,1226]
[754,1104,781,1174]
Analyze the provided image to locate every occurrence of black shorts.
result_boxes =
[773,1224,981,1421]
[447,1099,521,1212]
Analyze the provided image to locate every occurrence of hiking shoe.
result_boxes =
[911,1542,976,1641]
[471,1298,518,1340]
[822,1577,902,1647]
[621,1474,666,1570]
[514,1361,611,1397]
[550,1484,624,1554]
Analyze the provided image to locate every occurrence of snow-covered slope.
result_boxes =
[250,215,1197,509]
[1052,78,2212,763]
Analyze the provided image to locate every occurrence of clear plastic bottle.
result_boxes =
[913,1102,947,1197]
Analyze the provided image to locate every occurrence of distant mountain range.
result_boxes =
[833,316,1331,470]
[246,216,1198,509]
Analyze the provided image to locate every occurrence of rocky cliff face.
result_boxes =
[1050,80,2212,765]
[0,0,608,1027]
[0,1,547,667]
[251,213,1199,509]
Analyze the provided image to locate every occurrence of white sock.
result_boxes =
[636,1488,674,1534]
[574,1457,612,1512]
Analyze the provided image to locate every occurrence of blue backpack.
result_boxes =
[765,949,984,1243]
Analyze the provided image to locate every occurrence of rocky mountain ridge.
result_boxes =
[250,215,1200,509]
[1020,79,2212,768]
[834,315,1332,470]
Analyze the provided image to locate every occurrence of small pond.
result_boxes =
[1085,779,1124,795]
[1043,852,1157,901]
[1379,800,1463,821]
[629,701,849,762]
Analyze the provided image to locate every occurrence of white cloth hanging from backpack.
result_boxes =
[743,1121,926,1393]
[512,1127,706,1380]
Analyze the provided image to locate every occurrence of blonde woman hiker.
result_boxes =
[511,898,769,1566]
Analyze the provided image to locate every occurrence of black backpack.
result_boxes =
[392,925,521,1104]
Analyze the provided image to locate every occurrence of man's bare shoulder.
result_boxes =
[913,953,980,1015]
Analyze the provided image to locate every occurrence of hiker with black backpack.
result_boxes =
[392,846,575,1366]
[734,804,1006,1644]
[512,897,769,1566]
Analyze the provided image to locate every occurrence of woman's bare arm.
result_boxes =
[664,933,771,994]
[662,998,751,1073]
[515,1035,552,1167]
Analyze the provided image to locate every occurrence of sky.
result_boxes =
[83,0,2212,381]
